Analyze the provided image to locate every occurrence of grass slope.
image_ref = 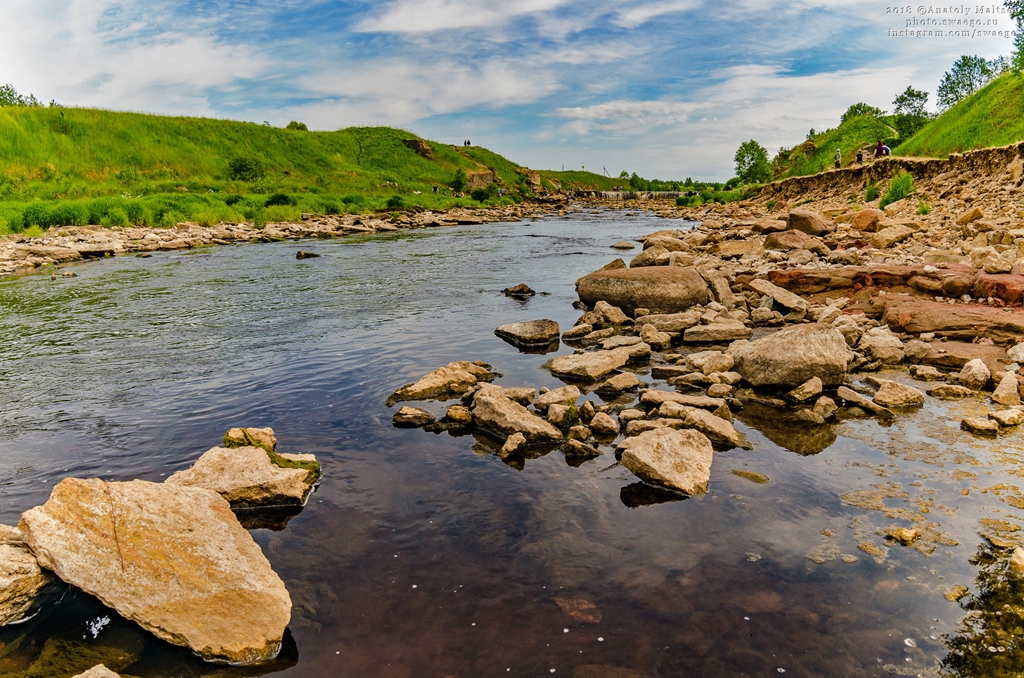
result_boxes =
[0,107,533,233]
[776,115,896,178]
[896,73,1024,157]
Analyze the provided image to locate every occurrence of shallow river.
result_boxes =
[0,209,1023,677]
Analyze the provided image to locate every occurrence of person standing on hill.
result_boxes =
[834,148,842,169]
[856,150,864,165]
[874,140,886,159]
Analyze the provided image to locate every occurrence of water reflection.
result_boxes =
[735,400,837,455]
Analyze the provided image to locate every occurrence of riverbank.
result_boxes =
[0,202,562,278]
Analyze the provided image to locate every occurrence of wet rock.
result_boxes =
[295,251,320,259]
[167,443,321,508]
[813,396,838,420]
[683,320,752,343]
[72,667,122,678]
[659,402,751,449]
[535,385,581,411]
[747,279,809,312]
[20,478,291,665]
[989,408,1024,427]
[992,370,1021,406]
[499,432,527,458]
[547,403,576,427]
[549,347,633,381]
[927,384,976,399]
[567,425,591,441]
[639,324,672,349]
[837,386,892,417]
[600,335,643,350]
[624,419,685,436]
[886,527,919,545]
[909,365,944,381]
[788,208,834,237]
[1009,547,1024,574]
[387,361,496,404]
[556,597,602,624]
[595,372,641,394]
[503,283,535,298]
[589,412,620,437]
[707,383,733,397]
[595,301,629,325]
[858,327,905,365]
[787,377,822,403]
[0,527,55,625]
[611,241,635,250]
[579,400,596,422]
[495,320,560,349]
[563,439,601,460]
[575,266,709,315]
[618,428,714,495]
[446,404,474,425]
[391,406,435,428]
[871,380,925,408]
[562,324,593,340]
[732,324,853,387]
[961,416,999,436]
[640,389,726,411]
[959,358,991,390]
[224,426,277,451]
[732,469,770,484]
[472,387,563,443]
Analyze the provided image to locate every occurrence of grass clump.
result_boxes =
[865,182,880,202]
[917,199,931,215]
[879,172,915,209]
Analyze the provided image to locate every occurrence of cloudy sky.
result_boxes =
[0,0,1016,179]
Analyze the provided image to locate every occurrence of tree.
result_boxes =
[1009,0,1024,72]
[0,84,41,107]
[937,55,995,109]
[450,169,467,192]
[840,103,884,124]
[285,120,308,131]
[734,140,772,184]
[892,86,931,139]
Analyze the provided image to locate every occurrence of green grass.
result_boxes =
[538,170,620,191]
[896,73,1024,157]
[0,107,532,234]
[879,171,915,209]
[777,115,896,178]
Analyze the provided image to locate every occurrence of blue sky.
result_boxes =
[0,0,1017,179]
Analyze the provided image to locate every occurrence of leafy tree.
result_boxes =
[450,169,467,192]
[734,139,772,184]
[937,55,995,109]
[840,103,884,124]
[1010,0,1024,72]
[285,120,308,131]
[227,156,264,182]
[0,84,41,107]
[806,128,816,140]
[892,86,931,139]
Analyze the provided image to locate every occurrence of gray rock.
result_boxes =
[472,387,563,443]
[495,320,560,348]
[733,324,853,387]
[960,358,992,391]
[619,428,714,495]
[575,267,709,315]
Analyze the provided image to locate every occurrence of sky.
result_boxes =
[0,0,1017,179]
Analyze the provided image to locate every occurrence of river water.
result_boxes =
[0,209,1022,677]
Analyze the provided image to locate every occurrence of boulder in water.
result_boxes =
[575,267,709,315]
[731,324,852,387]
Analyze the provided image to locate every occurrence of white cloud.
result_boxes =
[612,0,702,28]
[557,99,705,133]
[355,0,572,34]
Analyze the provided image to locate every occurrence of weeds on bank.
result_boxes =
[879,171,915,209]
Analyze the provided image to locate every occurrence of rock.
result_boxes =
[851,209,886,231]
[788,208,835,236]
[909,365,944,381]
[72,667,122,678]
[956,206,986,225]
[601,335,643,350]
[732,324,853,387]
[837,386,892,417]
[903,340,931,363]
[886,527,919,545]
[563,324,593,340]
[787,377,823,403]
[813,396,838,420]
[619,428,714,495]
[547,403,575,427]
[858,327,905,365]
[629,245,668,267]
[595,372,641,394]
[697,352,735,375]
[641,311,701,332]
[595,301,629,325]
[535,385,582,411]
[639,390,727,411]
[764,230,829,255]
[589,412,620,437]
[387,361,496,404]
[446,404,474,425]
[1010,547,1024,574]
[611,241,635,250]
[490,386,536,406]
[920,341,1009,375]
[962,417,999,436]
[1009,342,1024,364]
[224,426,277,451]
[563,439,601,459]
[503,283,535,298]
[575,266,709,315]
[167,443,320,508]
[659,402,751,449]
[639,324,672,349]
[499,432,527,458]
[993,371,1022,406]
[579,400,596,423]
[872,380,925,408]
[20,478,291,665]
[990,408,1024,427]
[747,279,809,312]
[549,348,632,381]
[682,320,753,343]
[946,585,969,602]
[472,387,563,443]
[959,358,991,390]
[391,406,435,428]
[871,224,915,249]
[567,425,591,441]
[495,320,560,348]
[927,384,977,399]
[294,250,320,259]
[0,532,55,625]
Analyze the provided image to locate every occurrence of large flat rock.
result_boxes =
[549,347,632,381]
[471,387,563,443]
[732,324,852,387]
[495,320,560,349]
[575,267,709,315]
[619,428,714,495]
[387,361,497,405]
[20,478,291,665]
[880,297,1024,344]
[167,445,320,508]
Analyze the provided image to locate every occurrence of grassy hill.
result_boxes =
[0,107,537,234]
[774,115,897,178]
[896,73,1024,157]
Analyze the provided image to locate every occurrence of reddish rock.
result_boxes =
[752,219,788,234]
[788,208,835,237]
[919,341,1009,376]
[850,209,886,232]
[880,297,1024,344]
[974,272,1024,306]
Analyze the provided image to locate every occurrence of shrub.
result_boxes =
[158,210,186,228]
[102,207,130,227]
[116,166,141,185]
[265,193,296,207]
[879,171,915,209]
[865,182,880,202]
[470,182,499,202]
[917,199,931,215]
[766,200,778,211]
[450,169,467,192]
[225,194,243,206]
[285,121,308,131]
[386,195,405,209]
[323,201,341,215]
[227,156,265,182]
[263,204,300,222]
[124,201,149,225]
[341,194,366,205]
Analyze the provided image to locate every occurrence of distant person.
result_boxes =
[856,150,864,165]
[883,144,891,156]
[874,140,886,159]
[834,148,842,169]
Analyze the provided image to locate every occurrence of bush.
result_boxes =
[102,207,130,227]
[124,201,149,225]
[471,182,499,202]
[341,194,366,205]
[879,172,915,209]
[450,169,467,192]
[265,193,296,207]
[227,156,264,182]
[263,204,300,222]
[386,195,405,209]
[225,194,243,206]
[285,121,308,131]
[865,182,880,202]
[917,199,931,215]
[766,200,778,211]
[323,201,341,215]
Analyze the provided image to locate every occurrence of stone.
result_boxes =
[492,387,536,406]
[732,324,853,387]
[563,439,601,459]
[837,386,892,417]
[579,400,596,423]
[618,428,715,495]
[600,336,643,350]
[387,361,496,404]
[851,209,886,231]
[595,372,641,394]
[1008,342,1024,364]
[567,425,591,441]
[446,404,474,425]
[787,377,823,402]
[575,266,709,315]
[813,396,838,420]
[499,432,527,458]
[472,387,563,443]
[502,283,535,298]
[903,340,931,363]
[871,224,915,249]
[167,445,320,509]
[534,385,582,411]
[927,384,977,399]
[563,324,593,340]
[20,478,291,665]
[886,527,919,545]
[788,208,835,237]
[639,324,672,349]
[629,245,668,267]
[72,667,122,678]
[960,358,991,390]
[909,365,944,381]
[990,408,1024,427]
[961,417,999,436]
[707,383,732,397]
[547,403,575,427]
[1010,547,1024,574]
[957,206,986,225]
[549,348,632,381]
[223,426,277,451]
[659,402,751,449]
[764,230,829,255]
[0,532,55,626]
[993,371,1022,406]
[683,320,753,343]
[872,380,925,408]
[494,320,560,348]
[611,241,635,250]
[595,301,629,325]
[747,279,809,312]
[699,353,735,375]
[858,327,905,365]
[639,390,727,411]
[391,406,435,428]
[589,412,620,437]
